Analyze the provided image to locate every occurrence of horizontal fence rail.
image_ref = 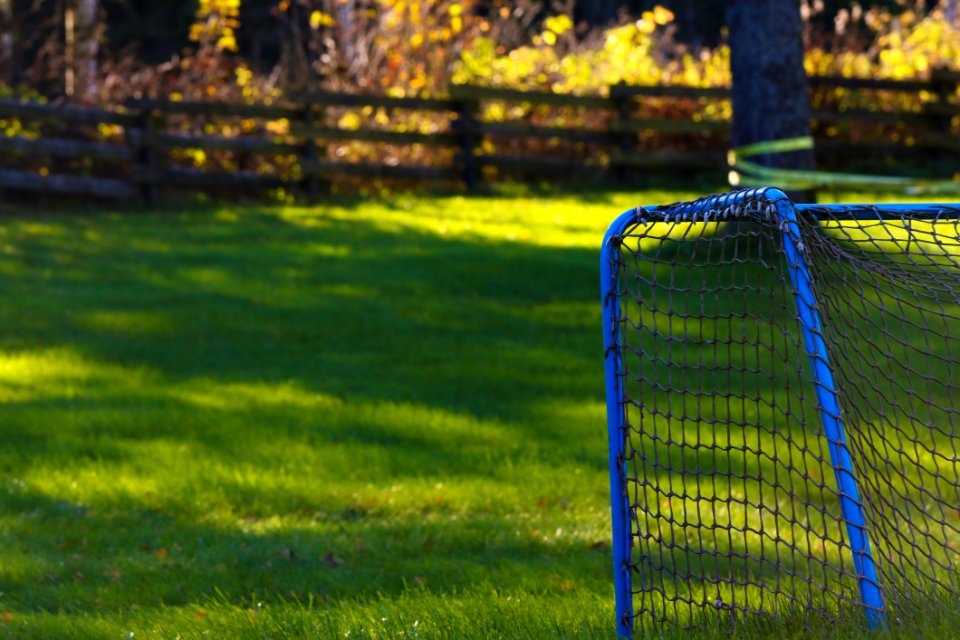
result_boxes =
[0,69,956,203]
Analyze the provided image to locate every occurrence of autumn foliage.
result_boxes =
[1,1,958,187]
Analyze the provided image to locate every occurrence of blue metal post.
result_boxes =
[601,208,640,639]
[774,195,886,628]
[600,190,887,634]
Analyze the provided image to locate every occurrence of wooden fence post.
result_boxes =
[610,81,633,183]
[134,107,158,206]
[453,95,480,191]
[300,103,321,203]
[929,67,958,162]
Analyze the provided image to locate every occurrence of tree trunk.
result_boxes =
[76,0,99,102]
[0,0,11,86]
[65,1,75,97]
[726,0,816,203]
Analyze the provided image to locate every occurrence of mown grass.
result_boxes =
[0,187,956,639]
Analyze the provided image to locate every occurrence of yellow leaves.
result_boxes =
[337,112,363,130]
[191,0,241,51]
[265,118,290,135]
[635,17,656,35]
[97,123,124,139]
[451,15,462,34]
[544,15,573,35]
[235,64,253,87]
[448,4,462,16]
[454,8,732,98]
[635,5,673,35]
[189,149,208,167]
[309,11,335,29]
[410,32,424,48]
[217,32,238,52]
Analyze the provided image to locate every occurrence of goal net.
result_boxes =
[600,188,960,636]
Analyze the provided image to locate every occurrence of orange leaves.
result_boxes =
[1,612,12,623]
[155,547,169,560]
[651,5,675,26]
[315,0,484,96]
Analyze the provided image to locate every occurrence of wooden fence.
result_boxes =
[0,69,957,203]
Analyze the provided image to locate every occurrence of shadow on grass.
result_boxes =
[3,197,954,633]
[0,206,602,418]
[0,201,623,618]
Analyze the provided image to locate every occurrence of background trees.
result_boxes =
[0,0,954,103]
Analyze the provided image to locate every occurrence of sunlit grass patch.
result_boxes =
[0,187,957,638]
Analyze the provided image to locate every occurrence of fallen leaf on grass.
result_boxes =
[2,612,12,622]
[155,548,168,560]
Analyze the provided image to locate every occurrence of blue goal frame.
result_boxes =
[600,187,959,637]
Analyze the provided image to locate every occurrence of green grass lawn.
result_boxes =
[0,187,956,639]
